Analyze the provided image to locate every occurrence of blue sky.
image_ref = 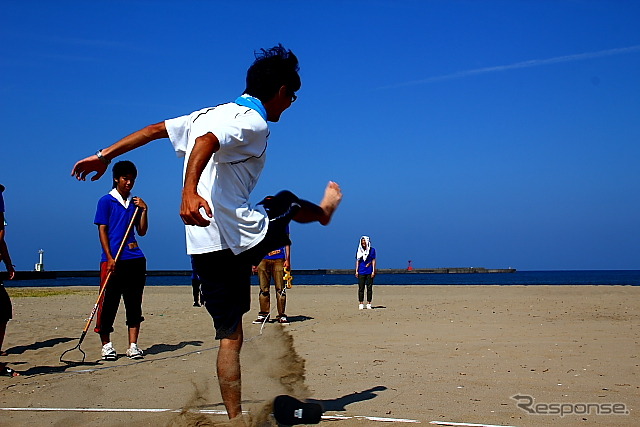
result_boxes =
[1,1,639,271]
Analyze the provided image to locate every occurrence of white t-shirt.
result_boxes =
[165,102,269,255]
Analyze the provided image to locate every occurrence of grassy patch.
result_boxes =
[6,288,95,298]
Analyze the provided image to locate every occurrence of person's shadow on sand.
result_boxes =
[308,385,387,411]
[17,360,102,376]
[144,340,204,356]
[4,337,75,355]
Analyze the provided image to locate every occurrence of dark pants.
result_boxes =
[94,257,146,334]
[0,284,12,322]
[192,278,202,304]
[358,274,374,302]
[257,258,286,317]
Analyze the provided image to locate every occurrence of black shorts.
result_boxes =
[0,284,12,322]
[192,190,301,339]
[192,250,252,340]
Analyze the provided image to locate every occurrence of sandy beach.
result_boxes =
[0,284,637,426]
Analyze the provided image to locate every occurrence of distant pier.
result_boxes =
[294,267,516,275]
[3,267,515,281]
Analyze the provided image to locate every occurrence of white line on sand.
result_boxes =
[0,407,421,423]
[430,421,517,427]
[0,408,226,414]
[323,414,420,423]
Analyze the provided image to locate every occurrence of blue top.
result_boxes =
[263,225,289,260]
[357,247,376,275]
[264,247,286,260]
[94,194,144,262]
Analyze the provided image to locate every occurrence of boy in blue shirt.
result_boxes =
[94,161,148,360]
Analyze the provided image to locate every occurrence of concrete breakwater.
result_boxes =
[304,267,516,275]
[5,267,515,280]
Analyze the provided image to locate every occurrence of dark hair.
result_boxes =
[244,44,301,102]
[112,160,137,188]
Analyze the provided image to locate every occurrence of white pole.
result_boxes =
[35,249,45,271]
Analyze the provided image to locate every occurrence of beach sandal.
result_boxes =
[0,351,7,356]
[1,365,20,377]
[273,394,322,425]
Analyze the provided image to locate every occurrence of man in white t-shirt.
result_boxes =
[71,44,342,421]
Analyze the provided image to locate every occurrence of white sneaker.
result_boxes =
[366,303,372,310]
[101,342,117,360]
[358,304,364,310]
[126,343,144,359]
[252,314,268,324]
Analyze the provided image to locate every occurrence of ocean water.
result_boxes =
[4,270,640,287]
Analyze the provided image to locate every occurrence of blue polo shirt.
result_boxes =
[357,248,376,275]
[94,193,144,262]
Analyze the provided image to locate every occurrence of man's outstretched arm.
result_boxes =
[180,132,220,227]
[71,122,169,181]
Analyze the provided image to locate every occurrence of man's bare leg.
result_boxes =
[318,181,343,225]
[218,322,244,419]
[294,181,342,225]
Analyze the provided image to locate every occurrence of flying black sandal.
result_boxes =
[273,395,322,425]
